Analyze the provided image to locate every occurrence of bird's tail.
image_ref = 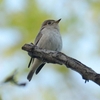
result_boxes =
[27,59,42,81]
[27,70,34,81]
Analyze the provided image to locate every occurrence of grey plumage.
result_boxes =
[27,19,62,81]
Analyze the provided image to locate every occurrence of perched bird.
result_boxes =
[27,19,62,81]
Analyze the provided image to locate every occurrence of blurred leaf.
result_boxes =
[91,2,100,16]
[0,0,3,3]
[4,0,51,56]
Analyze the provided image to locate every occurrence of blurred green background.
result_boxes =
[0,0,100,100]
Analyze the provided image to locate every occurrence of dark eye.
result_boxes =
[48,21,52,25]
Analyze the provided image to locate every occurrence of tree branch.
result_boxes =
[22,44,100,86]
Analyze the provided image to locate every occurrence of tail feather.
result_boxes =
[35,63,45,74]
[28,58,32,68]
[27,70,34,81]
[27,59,43,81]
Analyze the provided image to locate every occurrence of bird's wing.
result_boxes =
[34,30,46,74]
[34,31,43,45]
[28,58,32,68]
[35,63,46,74]
[28,31,43,68]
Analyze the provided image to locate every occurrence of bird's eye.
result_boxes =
[48,21,52,25]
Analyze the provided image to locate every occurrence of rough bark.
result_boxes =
[22,44,100,86]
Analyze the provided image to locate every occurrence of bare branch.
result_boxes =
[22,44,100,86]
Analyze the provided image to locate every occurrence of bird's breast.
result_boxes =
[38,28,62,51]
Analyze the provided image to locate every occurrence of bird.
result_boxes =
[27,19,62,81]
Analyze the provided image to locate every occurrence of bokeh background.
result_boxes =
[0,0,100,100]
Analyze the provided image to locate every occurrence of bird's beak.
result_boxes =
[55,19,61,24]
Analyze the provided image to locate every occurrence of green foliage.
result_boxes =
[3,0,51,56]
[91,1,100,17]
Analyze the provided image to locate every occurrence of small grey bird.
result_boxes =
[27,19,62,81]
